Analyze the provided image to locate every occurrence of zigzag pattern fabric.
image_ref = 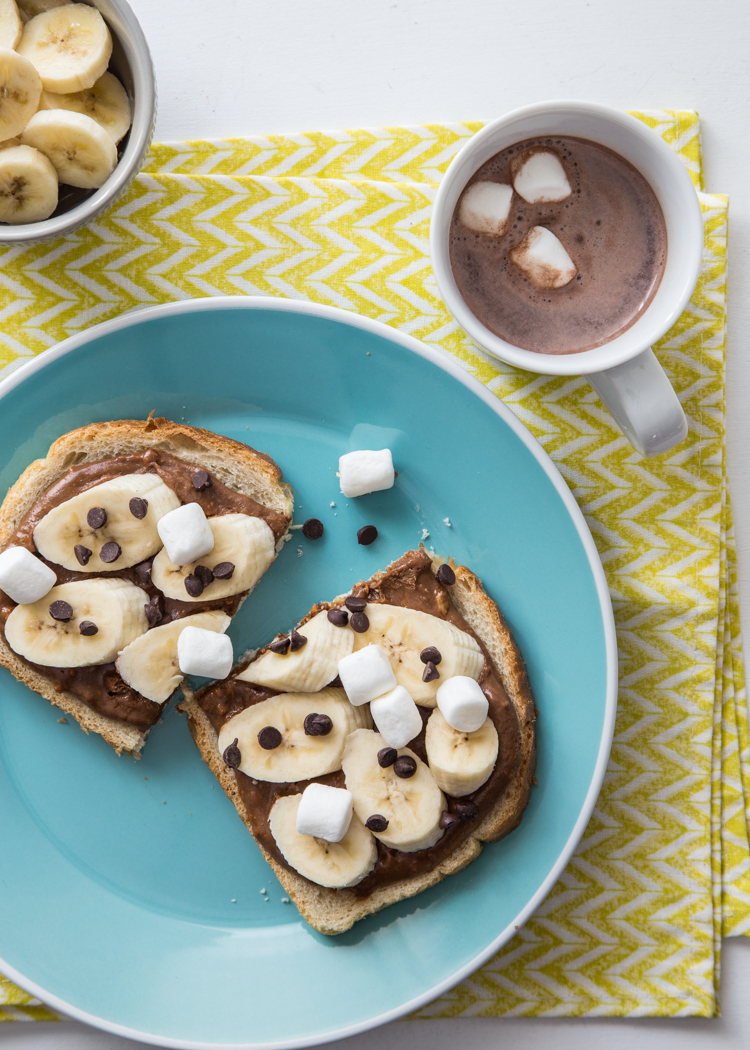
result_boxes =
[0,112,746,1022]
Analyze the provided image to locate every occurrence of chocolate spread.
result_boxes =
[0,449,291,730]
[197,548,524,897]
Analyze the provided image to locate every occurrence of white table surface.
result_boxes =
[3,0,750,1046]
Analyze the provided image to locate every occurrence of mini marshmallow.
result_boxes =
[436,675,489,733]
[458,181,514,235]
[338,644,396,706]
[0,546,57,605]
[157,502,214,565]
[177,626,233,680]
[370,685,423,749]
[339,449,394,498]
[512,149,571,203]
[509,226,577,289]
[296,783,353,843]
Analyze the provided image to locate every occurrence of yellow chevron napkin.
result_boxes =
[0,111,747,1022]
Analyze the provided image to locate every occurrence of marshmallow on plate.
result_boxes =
[338,644,396,706]
[157,502,214,565]
[436,675,489,733]
[296,783,354,842]
[370,685,423,749]
[509,226,577,289]
[458,181,514,235]
[0,546,57,605]
[177,625,233,680]
[339,449,394,498]
[512,149,571,203]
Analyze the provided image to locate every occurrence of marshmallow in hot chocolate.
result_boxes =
[512,149,571,203]
[458,181,513,235]
[509,226,577,289]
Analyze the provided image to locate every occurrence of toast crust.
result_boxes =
[0,417,293,756]
[180,552,536,932]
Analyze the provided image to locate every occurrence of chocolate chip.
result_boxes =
[223,737,241,768]
[350,611,369,633]
[212,561,235,580]
[304,713,333,736]
[129,497,148,519]
[184,573,204,597]
[327,607,349,627]
[357,525,378,545]
[302,518,324,539]
[394,756,417,778]
[192,470,211,491]
[377,747,398,768]
[195,564,214,587]
[258,726,282,750]
[86,507,106,529]
[422,661,440,682]
[289,629,307,652]
[100,541,121,563]
[134,559,152,585]
[436,563,456,586]
[345,595,367,613]
[365,814,389,832]
[269,636,291,655]
[144,594,163,627]
[439,811,460,829]
[49,600,73,622]
[79,620,98,636]
[420,646,442,665]
[455,800,478,823]
[74,544,92,566]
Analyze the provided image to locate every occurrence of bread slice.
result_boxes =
[0,417,293,756]
[179,551,536,934]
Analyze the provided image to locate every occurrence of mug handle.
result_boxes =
[585,348,687,458]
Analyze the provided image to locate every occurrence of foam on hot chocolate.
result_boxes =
[449,136,667,355]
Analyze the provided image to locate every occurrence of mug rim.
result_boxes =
[430,100,704,376]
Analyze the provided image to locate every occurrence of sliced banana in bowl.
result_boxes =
[4,577,149,666]
[116,610,231,704]
[217,688,372,783]
[17,2,112,92]
[33,473,181,572]
[352,603,484,705]
[0,143,57,223]
[342,729,446,853]
[39,70,132,143]
[151,513,275,602]
[0,47,42,140]
[269,795,377,889]
[425,708,499,797]
[21,107,117,188]
[238,609,355,692]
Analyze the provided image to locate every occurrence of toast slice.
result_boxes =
[0,417,293,756]
[180,549,536,934]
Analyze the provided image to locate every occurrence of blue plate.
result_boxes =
[0,299,616,1048]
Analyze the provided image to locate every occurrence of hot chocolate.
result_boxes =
[449,136,668,355]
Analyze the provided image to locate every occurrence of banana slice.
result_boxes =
[0,144,57,223]
[17,3,112,93]
[0,1,22,49]
[352,604,483,707]
[33,474,181,572]
[269,794,377,889]
[237,609,354,692]
[39,70,131,143]
[5,578,148,666]
[217,687,371,783]
[342,729,445,852]
[0,48,42,142]
[425,708,498,797]
[151,513,275,602]
[116,610,230,704]
[21,108,117,188]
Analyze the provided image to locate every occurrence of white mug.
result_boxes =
[430,101,704,457]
